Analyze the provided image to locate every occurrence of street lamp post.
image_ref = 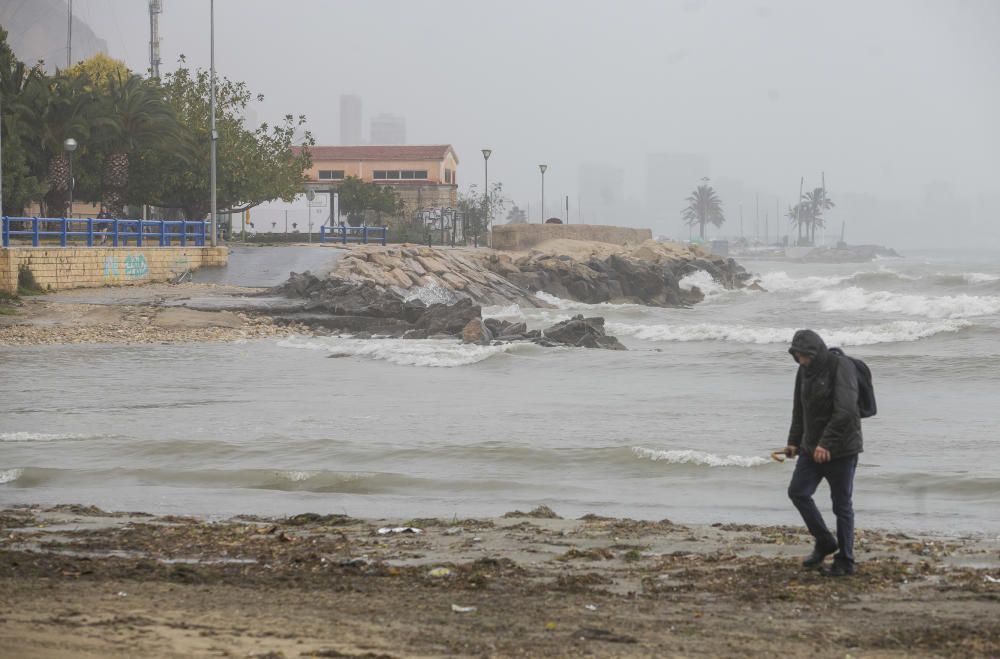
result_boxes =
[481,149,492,248]
[538,164,547,223]
[209,0,218,247]
[63,137,78,217]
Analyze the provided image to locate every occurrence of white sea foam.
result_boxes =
[607,319,970,346]
[482,304,527,321]
[0,468,24,484]
[678,270,727,296]
[803,287,1000,319]
[277,335,527,367]
[404,281,460,305]
[632,447,770,468]
[0,432,89,442]
[754,271,852,292]
[950,272,1000,285]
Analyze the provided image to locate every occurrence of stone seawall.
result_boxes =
[0,247,229,295]
[492,224,653,251]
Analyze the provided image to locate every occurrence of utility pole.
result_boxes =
[565,195,569,224]
[149,1,163,78]
[209,0,218,247]
[754,193,759,242]
[66,0,73,68]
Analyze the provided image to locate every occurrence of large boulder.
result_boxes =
[541,315,627,350]
[415,298,482,335]
[461,319,494,345]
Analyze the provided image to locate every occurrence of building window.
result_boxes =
[318,170,344,180]
[375,170,427,181]
[444,169,452,184]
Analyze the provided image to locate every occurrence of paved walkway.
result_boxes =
[191,245,344,288]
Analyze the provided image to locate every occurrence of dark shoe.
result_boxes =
[820,561,856,577]
[802,538,838,568]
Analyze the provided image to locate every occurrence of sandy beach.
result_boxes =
[1,505,998,658]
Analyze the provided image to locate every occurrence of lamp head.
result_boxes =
[481,149,492,160]
[63,137,78,152]
[539,164,547,174]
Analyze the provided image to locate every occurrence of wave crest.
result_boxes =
[277,335,530,367]
[803,287,1000,319]
[632,447,770,467]
[607,319,969,345]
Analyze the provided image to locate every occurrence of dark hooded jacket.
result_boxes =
[787,329,863,459]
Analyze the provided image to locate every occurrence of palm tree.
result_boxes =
[787,203,807,245]
[800,187,835,244]
[22,73,92,216]
[0,31,45,215]
[682,184,725,240]
[93,72,179,216]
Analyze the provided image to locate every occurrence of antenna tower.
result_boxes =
[149,0,163,78]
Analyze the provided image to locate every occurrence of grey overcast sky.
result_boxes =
[60,0,1000,243]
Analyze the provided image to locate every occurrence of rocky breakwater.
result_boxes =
[269,272,625,350]
[467,239,751,306]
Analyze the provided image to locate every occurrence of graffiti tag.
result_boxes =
[123,254,149,278]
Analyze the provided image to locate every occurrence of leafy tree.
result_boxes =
[0,28,45,215]
[131,58,314,219]
[505,204,527,225]
[65,53,130,89]
[681,184,725,240]
[334,175,402,226]
[457,182,505,242]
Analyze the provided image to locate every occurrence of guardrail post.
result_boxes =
[160,219,167,246]
[32,217,40,246]
[86,218,94,247]
[113,219,120,246]
[136,220,143,247]
[1,216,8,247]
[60,217,68,246]
[180,220,187,247]
[341,226,347,245]
[362,225,368,245]
[381,227,387,246]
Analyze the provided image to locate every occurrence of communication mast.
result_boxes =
[149,0,163,78]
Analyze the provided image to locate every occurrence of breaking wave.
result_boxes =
[277,335,531,367]
[0,432,91,442]
[678,270,727,296]
[0,468,24,484]
[607,319,970,346]
[803,287,1000,319]
[935,272,1000,286]
[753,271,853,292]
[632,447,770,468]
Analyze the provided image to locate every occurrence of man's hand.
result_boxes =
[784,445,798,458]
[814,446,831,463]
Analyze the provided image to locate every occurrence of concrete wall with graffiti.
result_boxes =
[0,247,228,295]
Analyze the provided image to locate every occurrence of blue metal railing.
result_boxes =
[2,216,212,248]
[319,225,387,246]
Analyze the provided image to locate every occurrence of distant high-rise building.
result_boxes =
[578,164,627,225]
[339,95,362,145]
[645,153,711,235]
[370,114,406,145]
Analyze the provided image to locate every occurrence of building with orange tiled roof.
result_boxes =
[297,145,460,217]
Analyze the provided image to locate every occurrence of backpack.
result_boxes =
[829,347,877,418]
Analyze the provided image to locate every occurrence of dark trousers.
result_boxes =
[787,452,858,564]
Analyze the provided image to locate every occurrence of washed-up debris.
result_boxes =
[502,505,562,519]
[584,604,598,611]
[377,527,422,535]
[574,627,638,644]
[451,604,477,613]
[985,575,1000,583]
[428,567,452,578]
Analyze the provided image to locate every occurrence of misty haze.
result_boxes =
[1,1,999,657]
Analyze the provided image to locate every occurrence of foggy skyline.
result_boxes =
[8,0,1000,246]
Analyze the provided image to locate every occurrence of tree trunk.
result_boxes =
[45,153,70,216]
[102,152,130,217]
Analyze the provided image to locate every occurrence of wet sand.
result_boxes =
[1,505,998,658]
[0,283,305,345]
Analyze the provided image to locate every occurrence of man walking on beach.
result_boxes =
[785,329,863,577]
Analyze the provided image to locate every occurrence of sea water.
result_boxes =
[2,249,998,534]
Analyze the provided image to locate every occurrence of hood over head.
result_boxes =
[789,329,829,366]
